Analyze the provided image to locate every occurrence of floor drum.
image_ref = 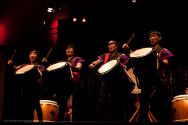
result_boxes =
[33,100,59,122]
[172,95,188,122]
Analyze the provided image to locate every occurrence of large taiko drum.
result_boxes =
[172,95,188,122]
[33,100,59,122]
[45,61,71,82]
[15,64,41,87]
[130,47,157,71]
[97,59,125,81]
[15,64,40,77]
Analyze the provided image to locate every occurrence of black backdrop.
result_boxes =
[1,0,188,121]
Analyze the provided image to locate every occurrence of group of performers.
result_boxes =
[4,30,175,122]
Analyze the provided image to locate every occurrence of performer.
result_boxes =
[89,39,133,121]
[123,30,174,122]
[148,30,174,121]
[42,44,85,121]
[7,49,45,121]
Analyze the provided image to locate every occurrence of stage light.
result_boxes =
[47,7,54,13]
[82,17,86,23]
[73,17,77,22]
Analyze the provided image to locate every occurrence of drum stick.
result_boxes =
[45,47,53,59]
[10,49,16,60]
[122,33,135,49]
[69,67,74,79]
[127,32,135,45]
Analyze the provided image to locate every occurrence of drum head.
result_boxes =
[98,60,118,75]
[130,47,153,58]
[16,64,35,74]
[47,62,67,71]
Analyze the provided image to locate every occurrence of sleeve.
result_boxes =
[120,54,129,65]
[159,48,174,60]
[75,57,85,63]
[97,53,105,61]
[37,65,46,72]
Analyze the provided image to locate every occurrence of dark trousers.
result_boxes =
[19,90,43,121]
[96,78,130,122]
[72,80,86,121]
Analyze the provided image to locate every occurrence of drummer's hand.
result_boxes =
[89,63,95,69]
[120,63,127,69]
[7,60,13,65]
[42,58,48,63]
[122,43,129,50]
[68,62,72,67]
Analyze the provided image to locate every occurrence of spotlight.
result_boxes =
[82,17,86,23]
[47,7,54,13]
[73,17,77,22]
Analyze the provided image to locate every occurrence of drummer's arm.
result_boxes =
[7,59,17,69]
[89,59,102,69]
[74,63,82,71]
[41,58,52,68]
[162,58,169,65]
[122,43,133,55]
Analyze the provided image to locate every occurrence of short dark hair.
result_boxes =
[66,44,75,49]
[108,40,118,46]
[149,30,161,37]
[30,50,39,55]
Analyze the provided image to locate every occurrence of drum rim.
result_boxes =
[46,61,68,71]
[130,47,153,58]
[173,119,188,122]
[39,100,58,105]
[15,64,35,74]
[172,94,188,102]
[97,59,119,75]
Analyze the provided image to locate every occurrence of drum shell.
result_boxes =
[43,62,73,96]
[44,62,71,83]
[33,100,59,122]
[130,48,157,72]
[172,95,188,122]
[15,65,41,88]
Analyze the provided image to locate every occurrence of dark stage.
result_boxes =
[0,0,188,123]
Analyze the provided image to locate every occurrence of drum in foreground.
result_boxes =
[172,94,188,122]
[33,100,59,122]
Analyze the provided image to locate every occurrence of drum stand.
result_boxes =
[123,65,157,122]
[128,94,157,122]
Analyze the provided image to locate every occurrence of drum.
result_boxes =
[45,61,71,82]
[47,62,68,72]
[97,59,125,81]
[16,64,36,75]
[172,95,188,122]
[15,64,41,86]
[130,47,154,58]
[33,100,59,122]
[129,47,157,73]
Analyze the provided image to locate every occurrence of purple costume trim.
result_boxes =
[159,48,174,60]
[70,57,85,67]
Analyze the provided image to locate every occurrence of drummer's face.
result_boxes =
[29,52,38,62]
[108,42,117,52]
[66,47,74,56]
[149,33,160,45]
